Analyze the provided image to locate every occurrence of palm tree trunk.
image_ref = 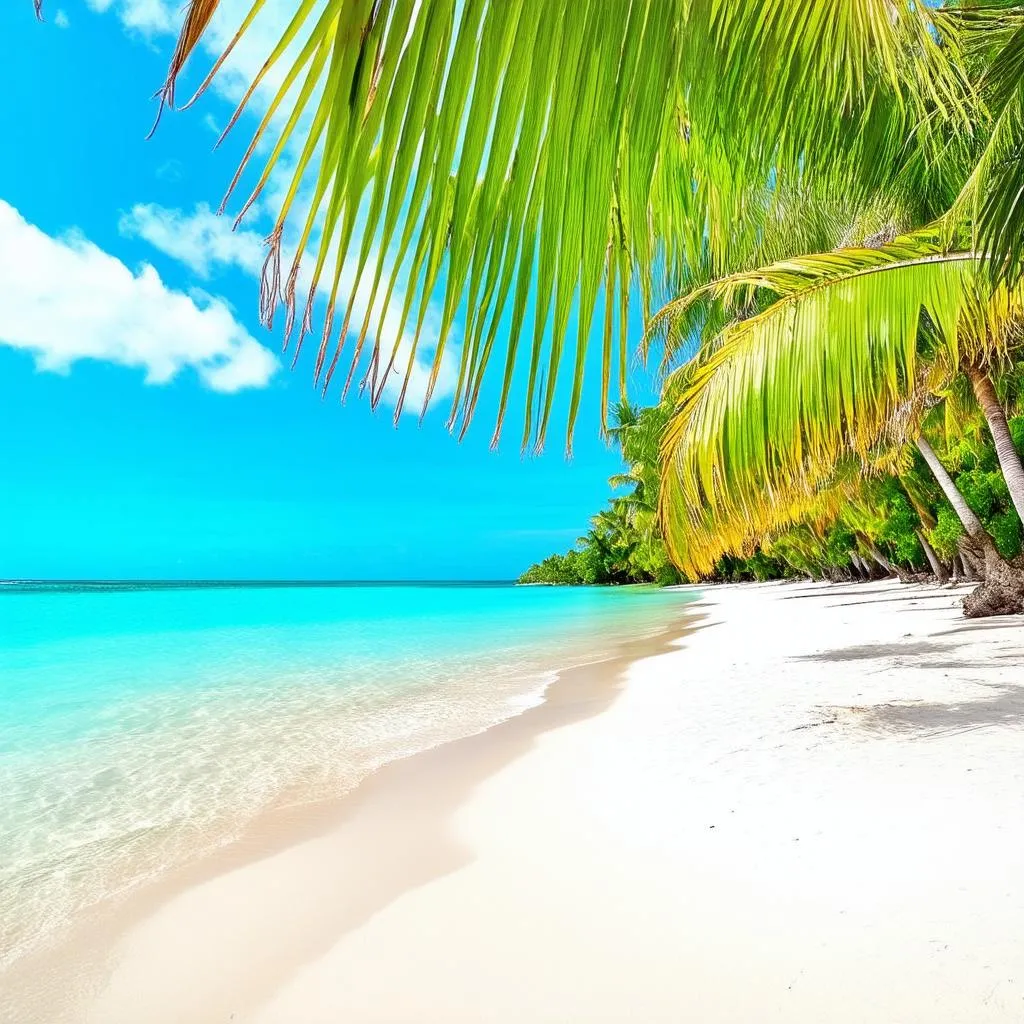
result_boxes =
[966,365,1024,525]
[869,541,915,583]
[862,542,897,579]
[916,529,949,584]
[868,545,891,572]
[952,552,970,582]
[915,436,989,543]
[849,551,867,580]
[916,434,997,571]
[915,435,1024,615]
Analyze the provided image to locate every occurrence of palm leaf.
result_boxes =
[35,0,970,448]
[947,5,1024,285]
[657,238,1024,574]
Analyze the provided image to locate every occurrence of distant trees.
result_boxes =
[519,402,681,586]
[522,390,1024,592]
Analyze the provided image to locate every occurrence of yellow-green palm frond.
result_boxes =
[645,227,959,350]
[33,0,969,449]
[947,4,1024,285]
[641,186,931,376]
[681,1,972,179]
[658,449,864,578]
[656,238,1024,576]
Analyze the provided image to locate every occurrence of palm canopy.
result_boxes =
[34,0,971,450]
[947,3,1024,284]
[653,234,1024,576]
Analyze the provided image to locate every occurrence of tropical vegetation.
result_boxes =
[35,0,1024,615]
[522,393,1024,591]
[519,401,682,585]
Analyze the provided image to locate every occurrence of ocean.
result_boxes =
[0,581,692,970]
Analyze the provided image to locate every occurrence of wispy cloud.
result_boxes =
[120,202,458,416]
[84,0,175,35]
[120,203,265,279]
[0,200,276,393]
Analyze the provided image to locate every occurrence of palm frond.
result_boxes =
[947,5,1024,285]
[660,458,861,577]
[608,472,638,490]
[40,0,967,448]
[657,239,1024,574]
[148,0,225,134]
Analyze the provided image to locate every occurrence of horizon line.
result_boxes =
[1,578,517,587]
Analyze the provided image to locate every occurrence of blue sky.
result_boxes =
[0,2,655,581]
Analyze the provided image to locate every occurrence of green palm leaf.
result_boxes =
[948,5,1024,285]
[657,237,1024,574]
[37,0,968,449]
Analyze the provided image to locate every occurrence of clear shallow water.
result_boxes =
[0,581,692,967]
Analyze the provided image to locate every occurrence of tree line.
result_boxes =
[519,390,1024,593]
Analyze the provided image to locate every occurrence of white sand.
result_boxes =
[84,581,1024,1022]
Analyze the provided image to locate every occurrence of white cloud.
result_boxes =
[85,0,174,35]
[54,9,70,28]
[0,201,277,393]
[120,203,265,278]
[120,202,458,416]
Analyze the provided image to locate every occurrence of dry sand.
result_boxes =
[32,581,1024,1021]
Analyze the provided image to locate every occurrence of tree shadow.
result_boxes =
[936,617,1024,637]
[822,592,967,609]
[796,640,948,662]
[796,629,1023,737]
[831,682,1024,739]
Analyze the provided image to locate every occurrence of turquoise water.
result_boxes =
[0,581,691,967]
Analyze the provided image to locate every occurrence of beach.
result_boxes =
[9,4,1024,1022]
[0,583,687,1021]
[16,578,1019,1023]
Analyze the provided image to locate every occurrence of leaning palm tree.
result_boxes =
[33,0,1024,613]
[651,230,1024,614]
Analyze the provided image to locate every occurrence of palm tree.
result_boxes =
[651,231,1024,613]
[946,4,1024,285]
[33,0,971,450]
[31,0,1024,612]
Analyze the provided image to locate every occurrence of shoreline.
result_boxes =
[1,603,699,1024]
[9,578,1024,1022]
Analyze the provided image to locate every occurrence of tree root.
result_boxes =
[959,537,1024,617]
[963,578,1024,617]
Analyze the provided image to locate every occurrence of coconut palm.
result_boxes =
[606,400,678,581]
[32,0,1024,612]
[947,4,1024,285]
[651,230,1024,613]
